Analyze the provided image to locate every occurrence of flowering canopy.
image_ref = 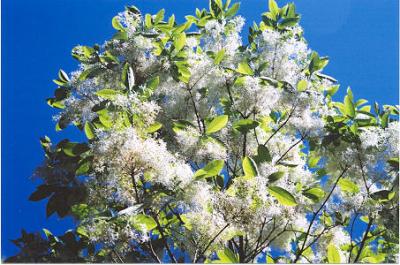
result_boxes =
[7,0,399,263]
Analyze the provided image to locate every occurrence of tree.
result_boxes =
[6,0,398,263]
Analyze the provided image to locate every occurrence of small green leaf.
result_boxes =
[174,32,187,52]
[130,214,157,232]
[112,16,124,31]
[254,145,272,163]
[303,187,325,203]
[360,215,369,223]
[236,61,254,75]
[194,160,225,179]
[213,248,239,263]
[242,156,258,178]
[233,119,259,133]
[214,49,225,65]
[225,3,240,17]
[84,122,96,140]
[344,95,355,118]
[147,122,163,133]
[338,178,359,194]
[206,115,228,134]
[145,14,152,29]
[326,85,340,96]
[154,9,165,24]
[268,186,297,206]
[268,0,279,16]
[268,171,284,182]
[95,89,122,100]
[297,80,308,91]
[327,244,341,263]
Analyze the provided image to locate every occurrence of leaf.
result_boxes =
[154,9,165,24]
[327,244,341,263]
[267,171,284,182]
[338,178,359,194]
[147,76,160,90]
[112,16,124,31]
[236,61,254,75]
[95,89,122,100]
[268,186,297,206]
[194,160,224,179]
[130,214,157,232]
[326,85,340,96]
[206,115,228,134]
[233,119,259,133]
[268,0,279,16]
[254,145,272,163]
[213,248,239,263]
[214,49,225,65]
[344,95,355,118]
[303,187,325,203]
[225,3,240,17]
[84,122,96,140]
[266,255,275,263]
[242,157,258,178]
[147,122,163,133]
[174,32,186,52]
[360,215,369,223]
[297,80,307,91]
[145,14,152,29]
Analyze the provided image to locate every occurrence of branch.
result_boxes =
[194,223,230,263]
[263,103,297,147]
[293,166,349,262]
[353,217,373,263]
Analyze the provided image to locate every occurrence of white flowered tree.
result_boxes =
[7,0,398,263]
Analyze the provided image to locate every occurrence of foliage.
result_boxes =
[6,0,399,263]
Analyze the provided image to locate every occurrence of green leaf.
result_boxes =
[194,160,225,179]
[147,122,163,133]
[344,95,355,118]
[254,145,272,163]
[242,156,258,178]
[308,152,320,168]
[154,9,165,24]
[172,119,196,133]
[213,248,239,263]
[236,61,254,75]
[84,122,96,140]
[327,244,341,263]
[145,14,152,29]
[338,178,359,194]
[206,115,228,134]
[96,89,122,100]
[214,49,225,65]
[130,214,157,232]
[326,85,340,97]
[371,190,395,202]
[225,3,240,17]
[303,187,325,203]
[147,76,160,90]
[112,16,124,31]
[297,80,307,91]
[233,119,259,133]
[268,186,297,206]
[360,215,369,223]
[268,0,280,16]
[266,255,275,263]
[267,171,284,182]
[97,109,113,128]
[174,32,187,52]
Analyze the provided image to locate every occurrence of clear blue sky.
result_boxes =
[1,0,398,259]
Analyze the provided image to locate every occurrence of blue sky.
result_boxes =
[1,0,398,259]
